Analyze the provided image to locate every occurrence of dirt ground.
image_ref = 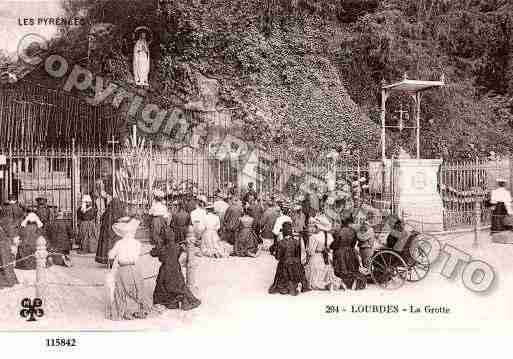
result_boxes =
[1,230,511,333]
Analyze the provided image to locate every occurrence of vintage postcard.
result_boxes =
[0,0,512,354]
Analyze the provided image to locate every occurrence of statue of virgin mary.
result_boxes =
[133,27,151,86]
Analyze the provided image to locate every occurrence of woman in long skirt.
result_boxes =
[152,223,201,310]
[77,195,98,254]
[199,204,232,258]
[96,198,126,264]
[304,215,340,290]
[268,222,309,295]
[232,207,259,257]
[106,217,160,320]
[331,219,362,289]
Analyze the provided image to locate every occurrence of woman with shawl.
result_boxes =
[268,222,309,295]
[96,198,126,265]
[152,223,201,310]
[330,219,364,290]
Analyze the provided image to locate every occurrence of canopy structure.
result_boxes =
[380,74,445,160]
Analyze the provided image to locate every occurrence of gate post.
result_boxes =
[35,236,48,300]
[71,138,77,232]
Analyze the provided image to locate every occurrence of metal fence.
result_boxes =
[2,144,510,232]
[439,158,512,230]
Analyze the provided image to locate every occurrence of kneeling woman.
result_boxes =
[232,207,260,257]
[199,204,232,258]
[331,219,364,290]
[268,222,309,295]
[152,225,201,310]
[106,217,159,320]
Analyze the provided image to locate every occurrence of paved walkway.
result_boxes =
[1,231,511,332]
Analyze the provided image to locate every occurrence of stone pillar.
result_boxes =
[35,236,48,300]
[393,159,444,232]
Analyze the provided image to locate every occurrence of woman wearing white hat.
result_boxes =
[490,178,513,233]
[106,217,159,320]
[77,194,98,254]
[304,215,340,290]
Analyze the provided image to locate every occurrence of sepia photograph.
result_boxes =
[0,0,512,355]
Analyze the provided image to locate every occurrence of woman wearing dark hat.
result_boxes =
[268,222,309,295]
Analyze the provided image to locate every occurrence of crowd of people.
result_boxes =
[144,180,386,296]
[0,175,416,320]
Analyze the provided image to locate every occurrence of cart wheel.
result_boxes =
[370,250,407,290]
[404,246,430,282]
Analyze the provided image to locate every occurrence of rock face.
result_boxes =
[77,1,382,158]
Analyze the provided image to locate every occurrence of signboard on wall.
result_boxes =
[0,155,6,165]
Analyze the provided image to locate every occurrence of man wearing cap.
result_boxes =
[490,178,513,233]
